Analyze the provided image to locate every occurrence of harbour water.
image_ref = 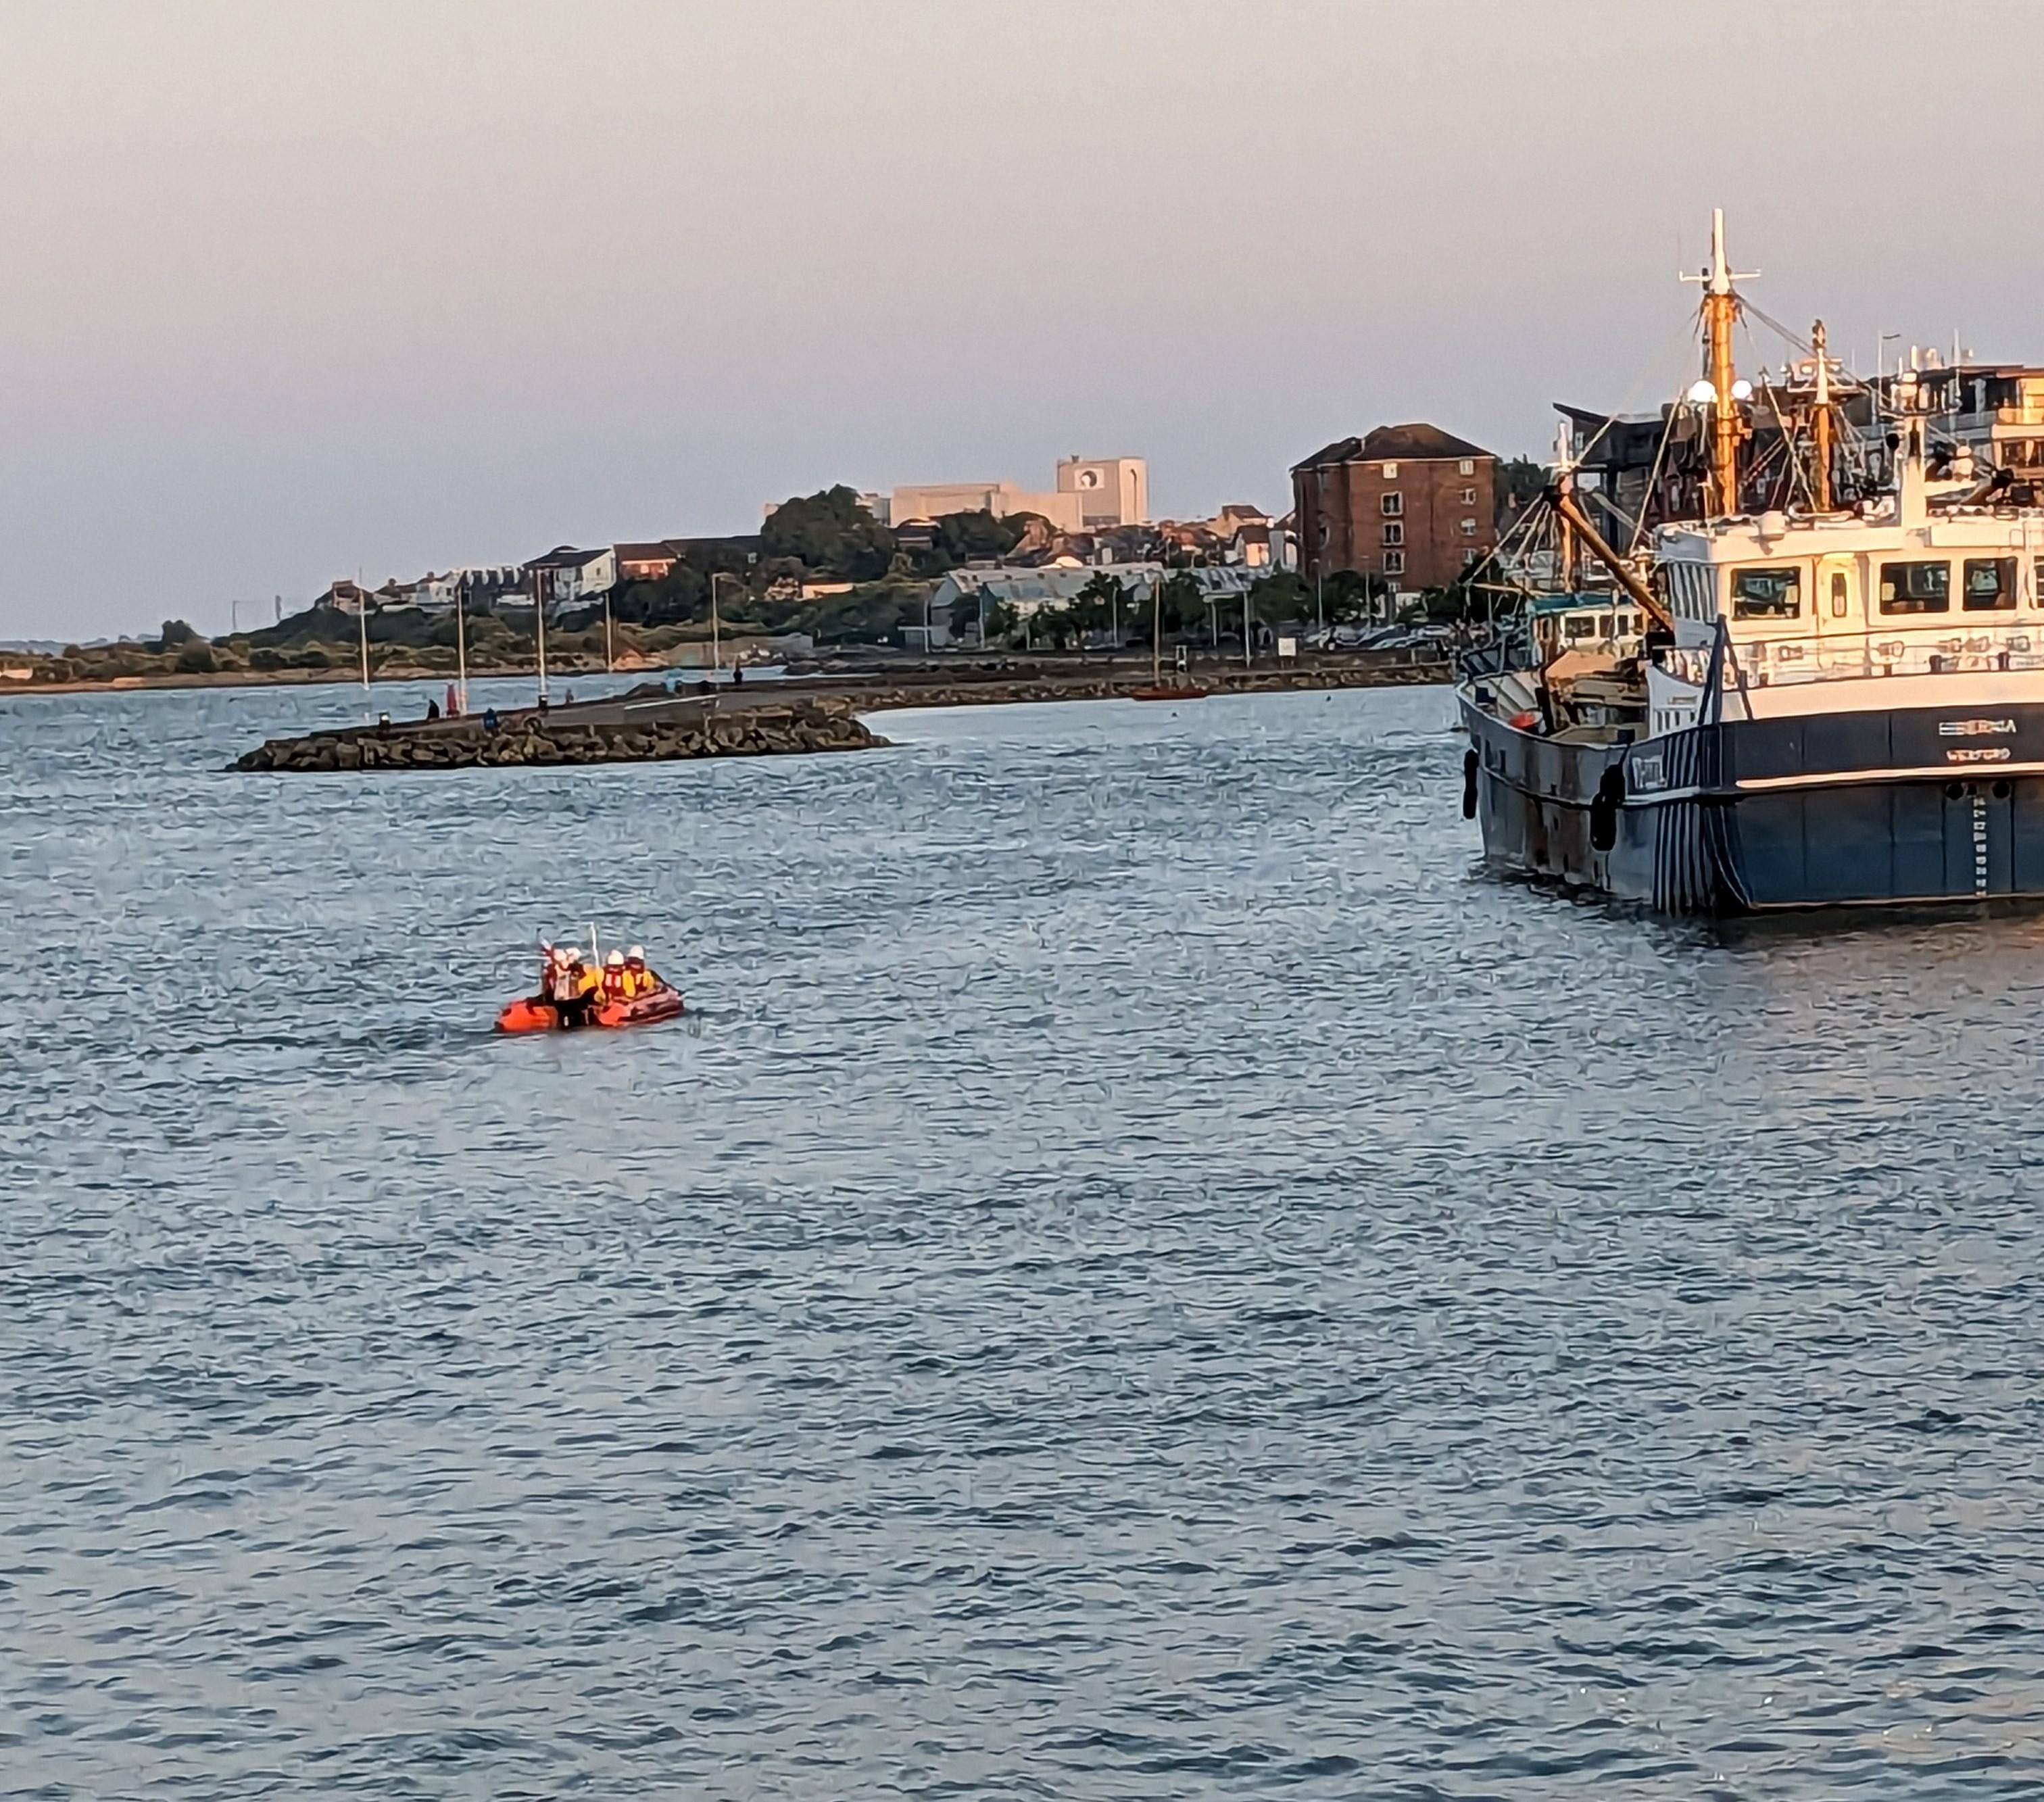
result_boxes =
[5,680,2044,1798]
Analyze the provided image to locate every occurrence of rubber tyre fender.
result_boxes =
[1589,764,1625,854]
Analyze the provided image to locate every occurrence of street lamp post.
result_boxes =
[455,574,469,716]
[534,568,550,704]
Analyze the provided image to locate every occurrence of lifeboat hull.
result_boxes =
[494,986,686,1033]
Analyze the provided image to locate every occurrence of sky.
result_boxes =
[6,0,2044,639]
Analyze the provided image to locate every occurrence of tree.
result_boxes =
[798,577,928,645]
[1157,571,1206,638]
[157,618,199,649]
[760,486,894,581]
[927,508,1027,568]
[980,600,1019,646]
[1071,572,1129,640]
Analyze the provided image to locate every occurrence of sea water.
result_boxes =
[4,679,2043,1797]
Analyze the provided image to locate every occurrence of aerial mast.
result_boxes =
[1683,208,1757,518]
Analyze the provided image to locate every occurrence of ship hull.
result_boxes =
[1461,687,2044,912]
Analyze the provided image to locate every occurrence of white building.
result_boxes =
[1056,456,1148,529]
[885,457,1149,535]
[888,479,1084,533]
[520,545,618,613]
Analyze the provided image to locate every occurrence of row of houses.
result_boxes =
[311,537,756,619]
[310,508,1293,625]
[308,424,1506,632]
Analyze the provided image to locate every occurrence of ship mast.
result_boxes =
[1553,418,1578,589]
[1683,208,1757,518]
[1809,318,1834,511]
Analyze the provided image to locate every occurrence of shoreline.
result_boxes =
[18,649,1452,704]
[0,658,635,698]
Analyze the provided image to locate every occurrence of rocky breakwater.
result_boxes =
[835,658,1451,714]
[234,698,884,773]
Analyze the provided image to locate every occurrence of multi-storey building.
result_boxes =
[1292,423,1496,589]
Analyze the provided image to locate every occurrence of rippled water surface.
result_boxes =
[5,678,2044,1799]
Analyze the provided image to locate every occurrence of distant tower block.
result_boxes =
[1056,456,1148,529]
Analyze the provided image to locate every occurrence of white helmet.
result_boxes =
[627,945,646,962]
[606,950,625,967]
[563,947,583,964]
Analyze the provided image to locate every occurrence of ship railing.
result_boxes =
[1660,622,2044,689]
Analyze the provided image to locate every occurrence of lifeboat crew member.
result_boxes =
[625,945,659,998]
[556,948,602,1027]
[602,949,631,1003]
[539,944,570,1004]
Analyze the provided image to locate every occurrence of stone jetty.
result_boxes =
[233,650,1451,774]
[235,696,882,773]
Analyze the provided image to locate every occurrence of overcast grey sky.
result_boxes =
[5,0,2043,638]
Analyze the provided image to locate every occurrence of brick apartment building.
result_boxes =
[1291,422,1497,589]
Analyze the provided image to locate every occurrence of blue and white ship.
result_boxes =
[1461,213,2044,911]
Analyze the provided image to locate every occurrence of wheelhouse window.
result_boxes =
[1964,557,2016,610]
[1732,565,1801,618]
[1830,572,1848,618]
[1879,560,1951,614]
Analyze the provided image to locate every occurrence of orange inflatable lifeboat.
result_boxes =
[495,985,687,1033]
